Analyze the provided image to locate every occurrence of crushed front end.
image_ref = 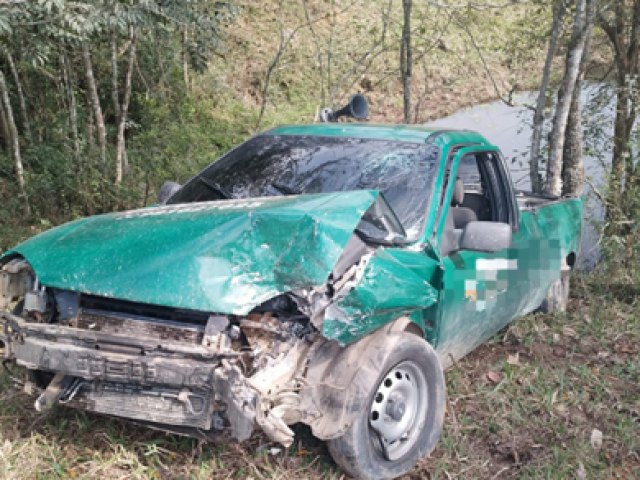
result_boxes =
[0,257,318,445]
[0,192,441,446]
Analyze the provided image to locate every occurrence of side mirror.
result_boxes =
[158,181,181,204]
[459,221,512,253]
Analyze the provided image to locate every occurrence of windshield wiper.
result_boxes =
[270,182,300,195]
[197,176,234,199]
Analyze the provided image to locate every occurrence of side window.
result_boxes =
[439,149,519,256]
[456,154,490,222]
[476,152,518,227]
[457,155,482,192]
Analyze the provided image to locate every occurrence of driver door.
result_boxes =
[431,147,523,365]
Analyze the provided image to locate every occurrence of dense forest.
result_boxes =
[0,1,638,478]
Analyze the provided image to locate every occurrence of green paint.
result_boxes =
[8,191,379,314]
[323,247,440,344]
[430,144,583,363]
[267,123,490,147]
[2,124,582,357]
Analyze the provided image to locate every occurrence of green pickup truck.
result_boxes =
[0,122,581,479]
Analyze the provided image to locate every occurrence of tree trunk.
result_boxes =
[0,95,10,149]
[545,0,593,196]
[115,30,137,184]
[255,26,289,131]
[85,91,95,148]
[561,3,594,197]
[603,76,635,231]
[182,28,190,91]
[301,0,325,106]
[82,43,107,166]
[3,49,32,144]
[400,0,412,123]
[624,3,640,202]
[612,73,637,216]
[111,34,120,122]
[598,0,640,228]
[530,0,565,193]
[61,53,81,164]
[561,81,584,196]
[0,69,30,217]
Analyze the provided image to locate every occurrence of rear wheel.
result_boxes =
[540,273,570,313]
[327,333,445,480]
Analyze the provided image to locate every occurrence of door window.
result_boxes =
[458,154,482,192]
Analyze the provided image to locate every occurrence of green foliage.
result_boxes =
[129,89,253,189]
[599,188,640,282]
[0,0,241,227]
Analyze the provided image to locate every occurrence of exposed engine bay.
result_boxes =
[0,238,406,447]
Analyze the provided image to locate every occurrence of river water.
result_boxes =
[426,85,614,270]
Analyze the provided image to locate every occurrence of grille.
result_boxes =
[73,308,205,345]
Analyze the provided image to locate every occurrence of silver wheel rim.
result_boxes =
[369,360,429,461]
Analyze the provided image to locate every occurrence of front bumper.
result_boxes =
[0,311,257,439]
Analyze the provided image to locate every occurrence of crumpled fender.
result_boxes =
[296,318,421,440]
[322,247,440,345]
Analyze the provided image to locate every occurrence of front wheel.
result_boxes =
[327,333,446,480]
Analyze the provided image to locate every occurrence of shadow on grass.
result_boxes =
[0,374,341,479]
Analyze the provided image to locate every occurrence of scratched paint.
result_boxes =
[6,191,380,315]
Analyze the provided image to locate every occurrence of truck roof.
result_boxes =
[266,123,492,147]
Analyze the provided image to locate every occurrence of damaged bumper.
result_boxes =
[0,305,424,452]
[0,311,261,441]
[0,307,409,447]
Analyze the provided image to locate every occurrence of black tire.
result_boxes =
[327,333,446,480]
[539,273,570,313]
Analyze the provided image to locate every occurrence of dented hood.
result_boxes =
[8,191,382,314]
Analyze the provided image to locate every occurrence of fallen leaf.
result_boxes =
[590,428,603,450]
[562,326,577,338]
[507,352,520,365]
[614,341,635,354]
[486,370,502,384]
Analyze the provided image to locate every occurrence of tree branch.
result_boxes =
[454,15,533,110]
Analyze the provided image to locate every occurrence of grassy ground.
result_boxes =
[0,269,637,479]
